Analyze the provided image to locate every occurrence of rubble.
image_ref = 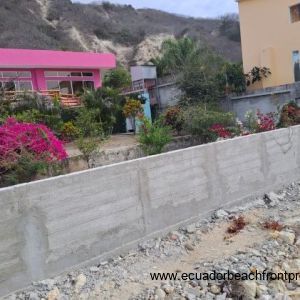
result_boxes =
[4,182,300,300]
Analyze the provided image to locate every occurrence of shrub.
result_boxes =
[163,106,184,135]
[256,110,276,132]
[123,98,143,133]
[82,88,120,135]
[245,67,271,87]
[61,121,80,142]
[0,118,67,187]
[0,92,65,135]
[209,124,232,139]
[216,62,246,94]
[123,98,143,118]
[76,136,99,168]
[75,108,103,138]
[138,117,172,156]
[1,150,48,187]
[244,110,258,133]
[183,106,236,143]
[103,67,131,90]
[278,102,300,127]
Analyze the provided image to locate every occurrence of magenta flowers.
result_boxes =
[0,117,68,162]
[210,124,232,138]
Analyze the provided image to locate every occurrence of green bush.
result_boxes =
[75,108,103,138]
[244,110,259,132]
[81,88,120,135]
[183,106,236,142]
[0,92,65,135]
[76,136,99,168]
[14,109,41,123]
[138,117,172,156]
[163,106,184,135]
[1,150,48,187]
[278,102,300,128]
[103,67,131,90]
[61,121,80,141]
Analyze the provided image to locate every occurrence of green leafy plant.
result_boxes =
[123,98,143,133]
[183,106,236,143]
[103,67,131,90]
[217,62,246,94]
[0,92,65,135]
[76,136,99,168]
[278,102,300,127]
[138,117,172,155]
[75,108,103,138]
[245,67,271,86]
[163,106,184,135]
[61,121,80,141]
[244,110,258,133]
[82,88,120,135]
[1,150,48,187]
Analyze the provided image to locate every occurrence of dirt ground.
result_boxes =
[65,134,138,158]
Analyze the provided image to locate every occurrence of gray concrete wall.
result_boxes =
[157,82,181,110]
[66,135,198,173]
[1,126,300,296]
[222,82,300,121]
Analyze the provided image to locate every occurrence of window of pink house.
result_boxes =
[45,71,93,77]
[46,80,94,95]
[0,71,33,91]
[45,71,95,95]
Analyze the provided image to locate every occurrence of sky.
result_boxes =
[73,0,238,18]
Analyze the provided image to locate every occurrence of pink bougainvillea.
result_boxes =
[210,124,232,139]
[0,117,67,162]
[256,110,276,132]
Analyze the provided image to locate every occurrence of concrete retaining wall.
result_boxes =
[67,135,199,172]
[1,126,300,296]
[222,82,300,121]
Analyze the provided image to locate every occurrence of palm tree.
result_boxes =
[160,37,203,74]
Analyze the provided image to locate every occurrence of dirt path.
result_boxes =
[66,134,138,158]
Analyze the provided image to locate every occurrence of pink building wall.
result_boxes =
[0,49,116,93]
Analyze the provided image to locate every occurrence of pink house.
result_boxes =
[0,49,116,95]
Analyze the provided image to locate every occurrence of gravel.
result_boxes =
[3,182,300,300]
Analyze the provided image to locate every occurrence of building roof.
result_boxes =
[0,48,116,70]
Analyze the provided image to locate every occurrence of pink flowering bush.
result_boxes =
[256,110,276,132]
[0,118,67,187]
[209,124,232,139]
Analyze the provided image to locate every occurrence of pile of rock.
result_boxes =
[133,232,299,300]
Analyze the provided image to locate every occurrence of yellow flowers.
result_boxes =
[122,98,143,118]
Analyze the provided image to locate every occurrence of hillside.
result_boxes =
[0,0,242,66]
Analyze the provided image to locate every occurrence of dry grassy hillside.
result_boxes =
[0,0,242,65]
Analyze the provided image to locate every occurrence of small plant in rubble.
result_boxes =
[263,220,284,231]
[227,215,247,235]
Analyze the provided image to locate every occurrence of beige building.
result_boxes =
[237,0,300,89]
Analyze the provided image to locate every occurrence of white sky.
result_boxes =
[73,0,238,18]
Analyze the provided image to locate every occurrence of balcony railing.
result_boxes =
[1,90,82,108]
